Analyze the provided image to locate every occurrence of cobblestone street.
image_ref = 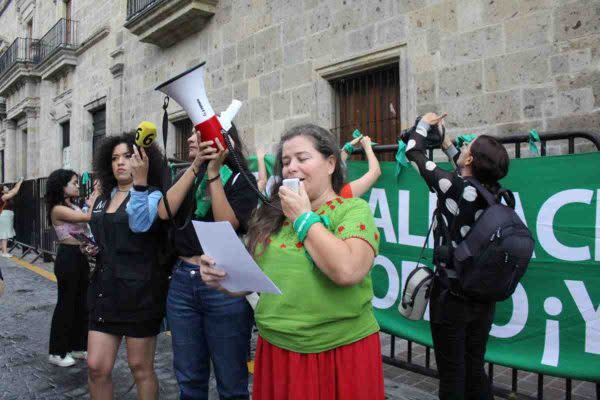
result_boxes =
[0,253,436,400]
[1,252,598,400]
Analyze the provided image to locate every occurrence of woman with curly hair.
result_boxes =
[84,132,168,400]
[46,169,97,367]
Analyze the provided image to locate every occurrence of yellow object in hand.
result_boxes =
[135,121,157,148]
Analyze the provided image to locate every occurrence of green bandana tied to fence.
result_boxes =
[395,140,408,180]
[352,129,378,145]
[455,134,477,149]
[529,129,541,156]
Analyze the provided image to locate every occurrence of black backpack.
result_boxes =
[439,178,535,302]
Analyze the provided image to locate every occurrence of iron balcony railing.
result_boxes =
[38,19,79,63]
[126,0,168,20]
[0,37,40,77]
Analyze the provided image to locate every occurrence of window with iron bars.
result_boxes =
[330,63,400,161]
[173,118,192,162]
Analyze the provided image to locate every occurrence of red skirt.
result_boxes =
[253,332,384,400]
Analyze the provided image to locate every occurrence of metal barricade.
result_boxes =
[349,130,600,400]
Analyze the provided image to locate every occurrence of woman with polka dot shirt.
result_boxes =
[404,112,511,400]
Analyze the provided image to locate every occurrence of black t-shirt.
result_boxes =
[170,169,258,257]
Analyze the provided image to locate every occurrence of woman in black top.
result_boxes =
[85,133,167,400]
[405,112,510,400]
[157,125,257,400]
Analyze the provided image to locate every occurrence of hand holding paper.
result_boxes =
[193,221,281,294]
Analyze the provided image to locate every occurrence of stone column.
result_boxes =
[4,119,17,181]
[25,107,38,178]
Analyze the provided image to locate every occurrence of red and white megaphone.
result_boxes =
[156,62,241,148]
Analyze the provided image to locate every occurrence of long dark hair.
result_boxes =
[45,169,78,224]
[93,132,165,196]
[246,124,343,255]
[470,135,509,194]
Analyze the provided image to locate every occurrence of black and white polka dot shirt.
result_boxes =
[405,121,488,259]
[406,120,497,320]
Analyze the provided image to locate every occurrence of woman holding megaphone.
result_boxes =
[84,132,169,400]
[156,125,257,400]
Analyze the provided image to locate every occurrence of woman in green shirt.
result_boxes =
[199,124,384,400]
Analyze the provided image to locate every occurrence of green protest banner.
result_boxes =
[249,152,600,380]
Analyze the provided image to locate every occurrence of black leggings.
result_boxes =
[431,313,495,400]
[49,244,90,357]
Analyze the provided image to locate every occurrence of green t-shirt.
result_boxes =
[254,196,381,353]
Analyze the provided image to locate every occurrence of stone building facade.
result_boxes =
[0,0,598,181]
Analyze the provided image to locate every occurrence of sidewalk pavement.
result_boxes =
[0,251,439,400]
[2,249,597,400]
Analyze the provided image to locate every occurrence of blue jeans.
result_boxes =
[167,260,252,400]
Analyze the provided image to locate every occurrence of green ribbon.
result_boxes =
[352,129,377,145]
[395,140,408,180]
[455,134,477,149]
[81,171,90,185]
[529,129,541,156]
[194,165,233,219]
[342,142,355,154]
[168,162,176,183]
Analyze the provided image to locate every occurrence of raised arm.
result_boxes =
[347,136,381,197]
[52,204,93,224]
[157,140,217,220]
[1,178,24,201]
[206,139,241,229]
[405,115,458,195]
[340,135,363,163]
[256,147,268,194]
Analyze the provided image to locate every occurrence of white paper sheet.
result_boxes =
[193,221,282,294]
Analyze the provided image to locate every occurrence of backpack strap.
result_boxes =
[464,176,497,206]
[464,176,517,209]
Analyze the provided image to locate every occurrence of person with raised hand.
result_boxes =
[339,135,381,198]
[157,126,257,400]
[84,132,167,400]
[0,177,24,257]
[403,112,510,400]
[46,169,97,368]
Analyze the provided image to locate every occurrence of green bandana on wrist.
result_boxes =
[293,212,332,239]
[194,165,233,218]
[343,142,354,154]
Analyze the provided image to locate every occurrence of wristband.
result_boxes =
[342,142,354,155]
[293,211,331,243]
[133,185,148,192]
[207,174,221,184]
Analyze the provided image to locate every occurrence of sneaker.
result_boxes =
[1,253,11,258]
[48,354,76,367]
[69,351,87,360]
